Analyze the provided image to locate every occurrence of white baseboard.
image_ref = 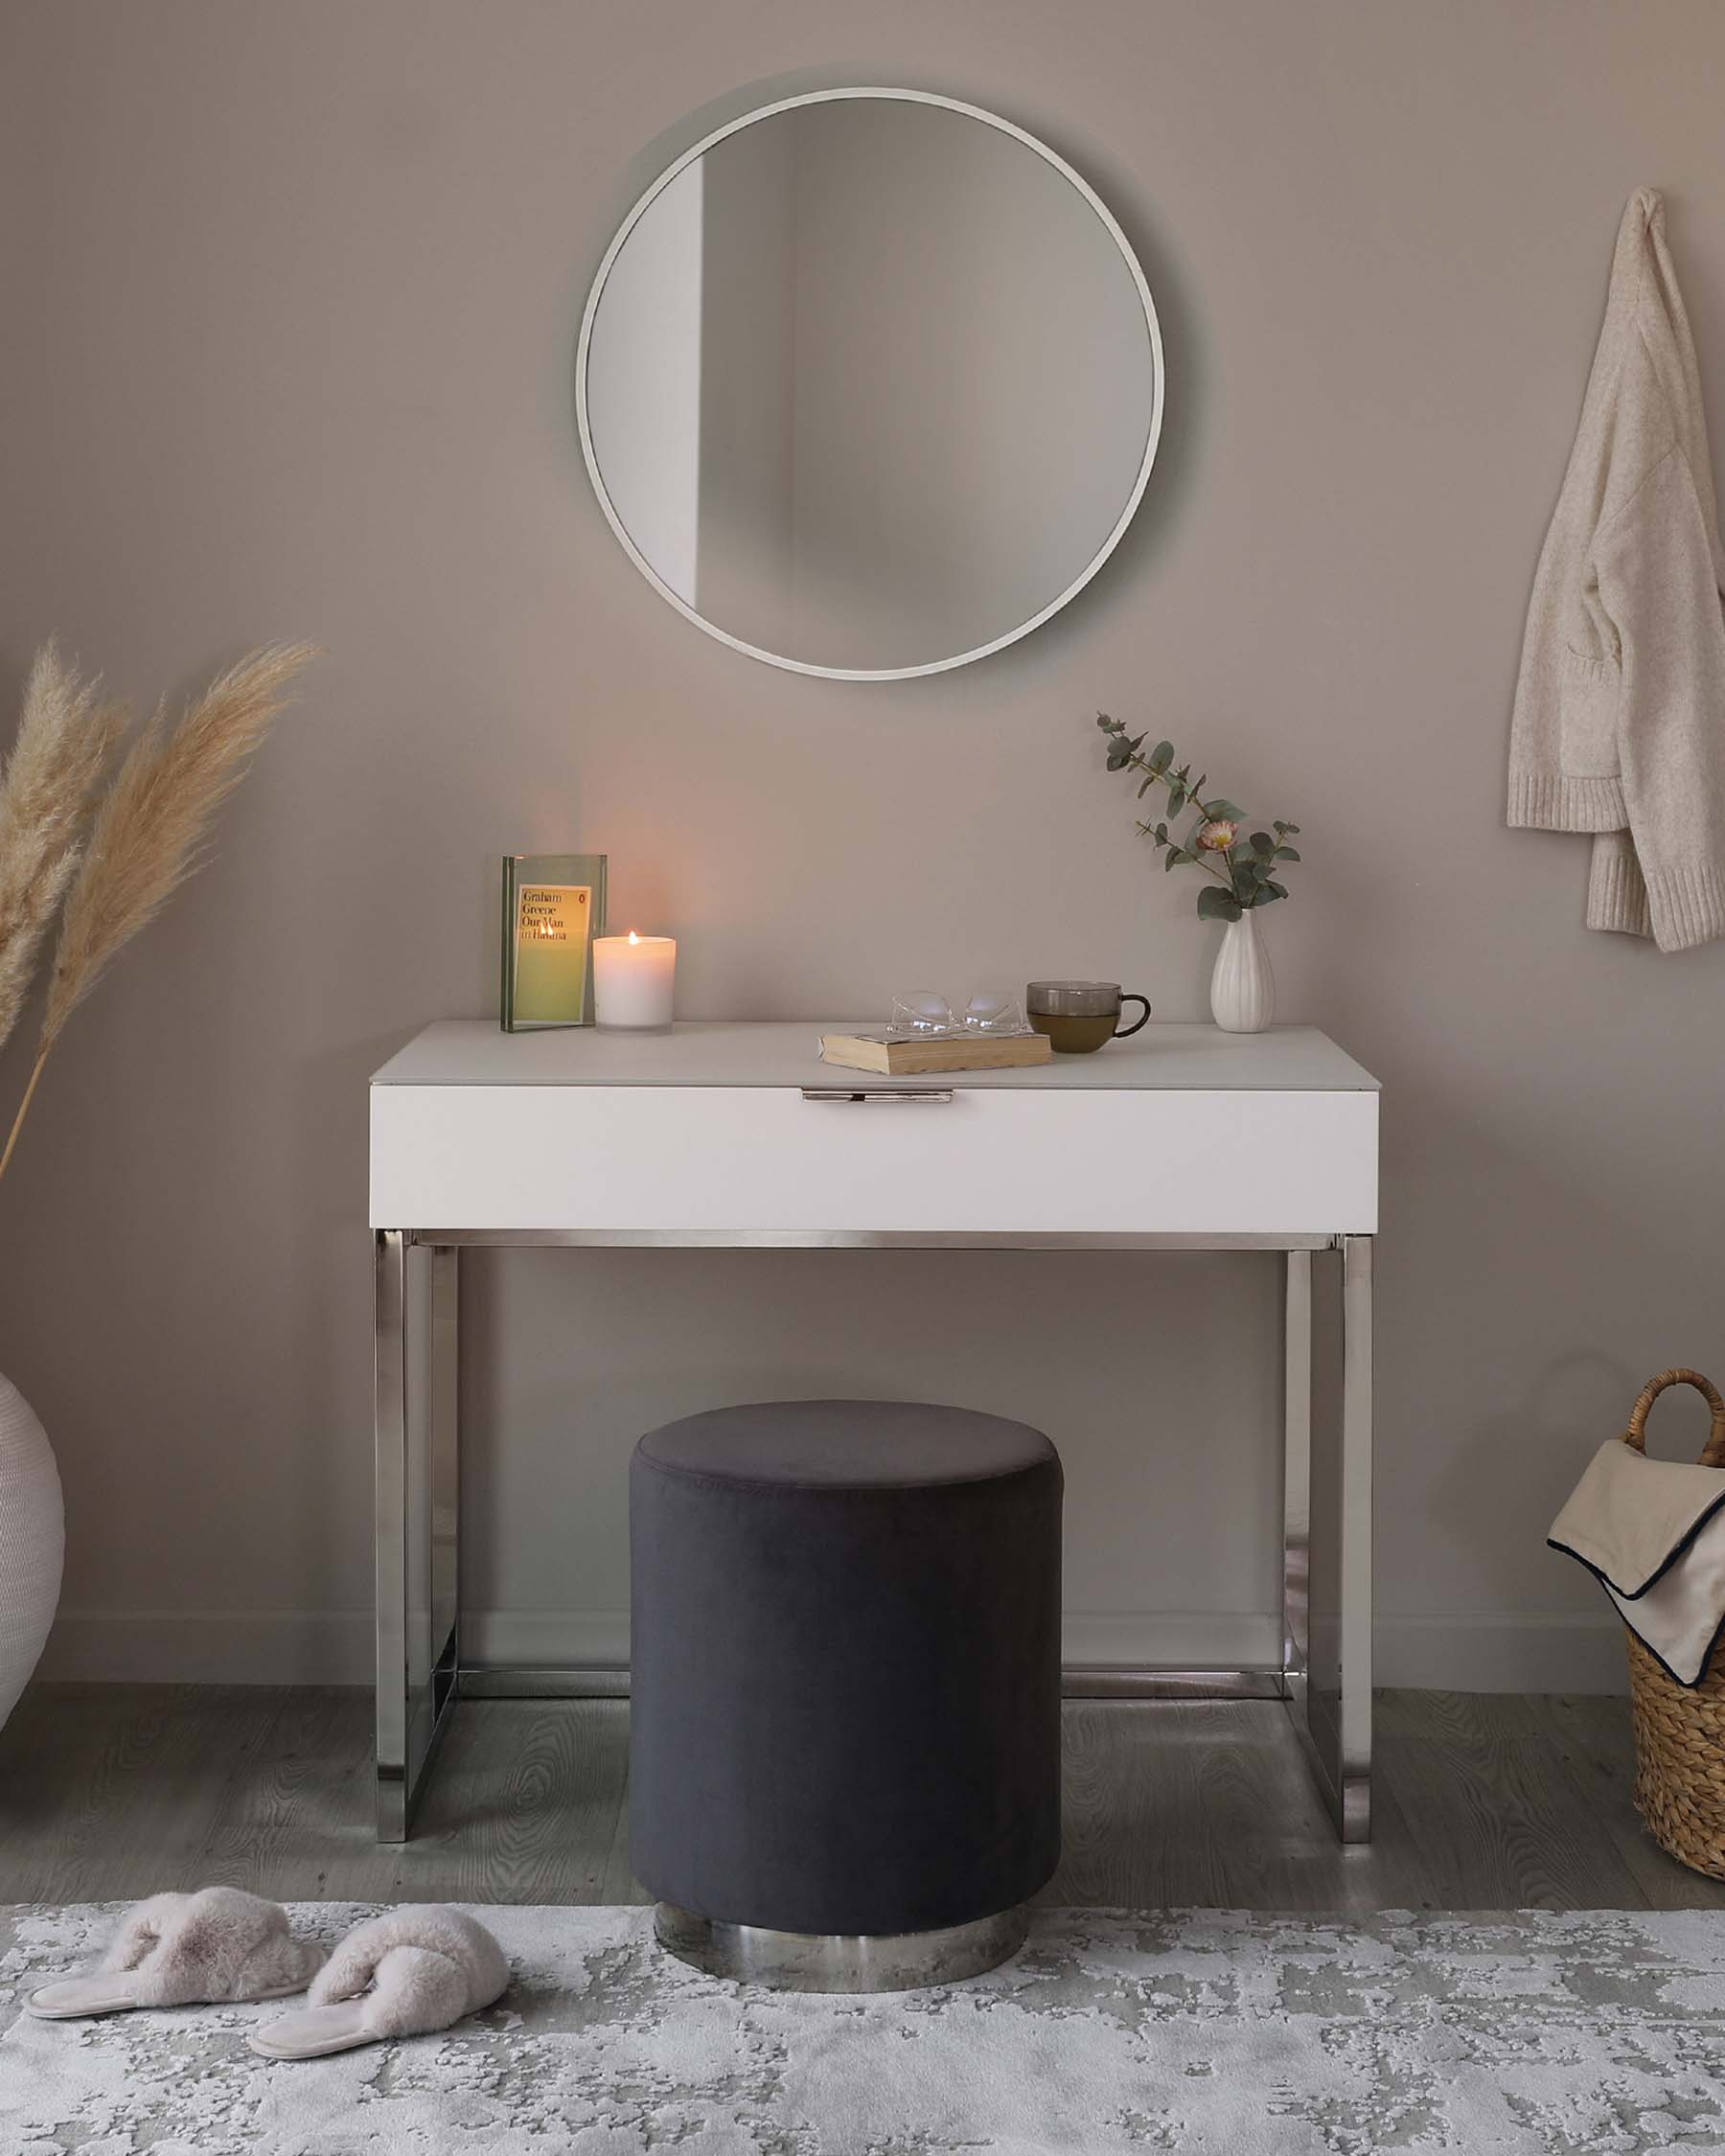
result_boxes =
[466,1610,630,1668]
[38,1610,378,1686]
[1061,1612,1282,1669]
[1373,1612,1627,1694]
[36,1609,1281,1685]
[37,1605,1632,1694]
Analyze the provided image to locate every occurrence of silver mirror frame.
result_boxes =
[576,86,1165,683]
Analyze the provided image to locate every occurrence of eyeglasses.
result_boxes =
[886,991,1028,1042]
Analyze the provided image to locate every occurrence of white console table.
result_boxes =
[370,1020,1378,1844]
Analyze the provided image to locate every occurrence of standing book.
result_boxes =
[500,854,608,1030]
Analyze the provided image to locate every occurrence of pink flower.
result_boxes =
[1196,818,1238,852]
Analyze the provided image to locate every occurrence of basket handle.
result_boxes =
[1623,1369,1725,1467]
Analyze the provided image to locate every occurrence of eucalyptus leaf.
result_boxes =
[1092,725,1303,913]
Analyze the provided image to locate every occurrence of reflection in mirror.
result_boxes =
[580,92,1163,679]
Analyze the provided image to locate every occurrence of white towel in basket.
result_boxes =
[1550,1438,1725,1686]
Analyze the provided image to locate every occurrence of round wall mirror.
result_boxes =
[577,88,1164,681]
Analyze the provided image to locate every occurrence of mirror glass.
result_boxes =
[579,91,1163,679]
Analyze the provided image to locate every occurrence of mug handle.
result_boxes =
[1114,994,1151,1039]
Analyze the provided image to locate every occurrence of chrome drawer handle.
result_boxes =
[800,1087,955,1105]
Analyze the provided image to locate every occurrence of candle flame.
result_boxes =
[628,929,639,945]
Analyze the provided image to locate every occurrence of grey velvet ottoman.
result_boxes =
[629,1398,1063,1991]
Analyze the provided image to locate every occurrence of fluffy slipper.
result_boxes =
[28,1888,324,2020]
[248,1906,508,2059]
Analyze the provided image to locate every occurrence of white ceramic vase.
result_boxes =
[0,1371,63,1732]
[1210,910,1275,1033]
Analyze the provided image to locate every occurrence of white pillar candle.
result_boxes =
[593,931,677,1031]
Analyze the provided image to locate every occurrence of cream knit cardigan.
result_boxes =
[1507,190,1725,952]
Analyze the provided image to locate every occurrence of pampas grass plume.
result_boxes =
[0,641,315,1185]
[0,644,126,1058]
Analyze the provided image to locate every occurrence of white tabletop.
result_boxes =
[372,1021,1378,1093]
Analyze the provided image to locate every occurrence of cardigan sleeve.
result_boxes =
[1592,441,1725,952]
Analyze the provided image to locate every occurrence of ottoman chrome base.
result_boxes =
[654,1901,1030,1994]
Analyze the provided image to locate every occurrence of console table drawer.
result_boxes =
[370,1082,1376,1236]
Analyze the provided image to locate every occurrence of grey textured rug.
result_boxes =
[4,1902,1725,2152]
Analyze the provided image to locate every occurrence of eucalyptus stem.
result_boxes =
[1094,711,1301,925]
[1123,748,1236,887]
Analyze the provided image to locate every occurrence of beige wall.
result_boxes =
[4,0,1725,1690]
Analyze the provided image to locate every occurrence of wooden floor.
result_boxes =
[0,1684,1717,1912]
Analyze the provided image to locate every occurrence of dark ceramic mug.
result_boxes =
[1026,980,1152,1055]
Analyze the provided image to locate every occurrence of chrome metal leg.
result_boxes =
[428,1244,461,1710]
[1336,1232,1373,1842]
[384,1230,1369,1845]
[375,1229,409,1841]
[1281,1250,1312,1704]
[1279,1238,1372,1843]
[375,1231,462,1842]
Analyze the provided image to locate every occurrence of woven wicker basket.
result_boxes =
[1621,1368,1725,1877]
